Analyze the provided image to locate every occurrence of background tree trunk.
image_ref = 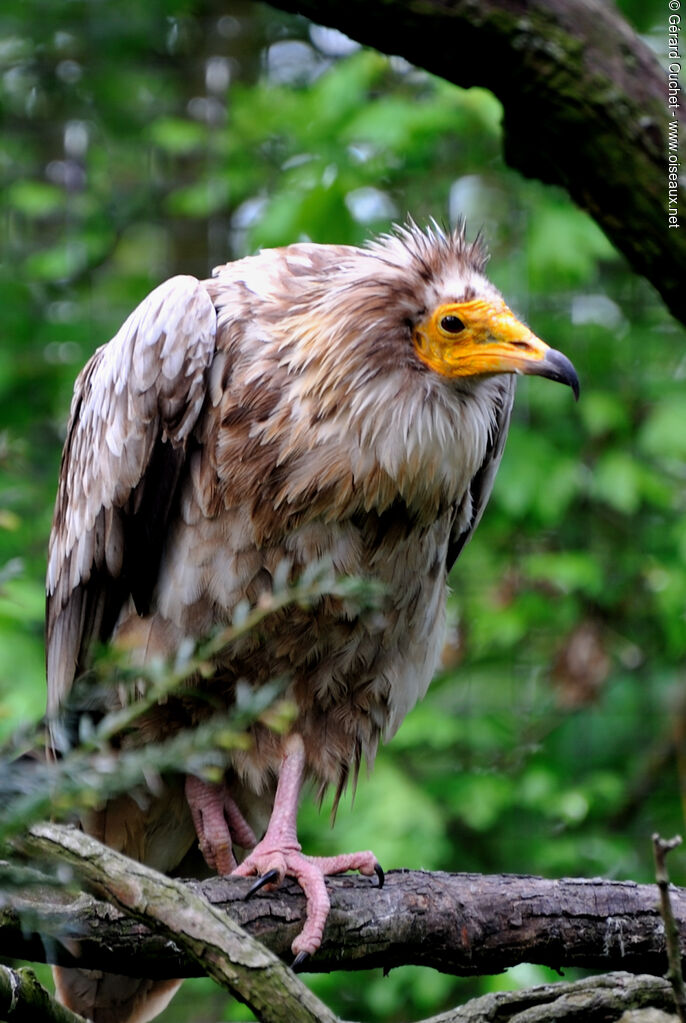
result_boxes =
[262,0,686,324]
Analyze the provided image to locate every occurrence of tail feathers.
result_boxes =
[53,967,182,1023]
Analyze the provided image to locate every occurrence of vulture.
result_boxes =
[46,221,578,1023]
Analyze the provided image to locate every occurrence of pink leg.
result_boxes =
[185,775,257,875]
[232,734,382,959]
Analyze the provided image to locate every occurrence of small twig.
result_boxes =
[652,832,686,1022]
[0,964,87,1023]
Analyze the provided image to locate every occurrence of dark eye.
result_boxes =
[440,315,465,334]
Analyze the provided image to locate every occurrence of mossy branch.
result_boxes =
[15,823,339,1023]
[0,964,87,1023]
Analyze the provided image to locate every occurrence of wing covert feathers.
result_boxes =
[46,275,217,717]
[446,376,515,571]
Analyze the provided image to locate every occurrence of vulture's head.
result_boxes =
[245,220,579,413]
[365,220,579,398]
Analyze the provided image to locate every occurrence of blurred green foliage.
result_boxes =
[0,0,684,1020]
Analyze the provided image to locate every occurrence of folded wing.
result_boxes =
[447,378,515,570]
[46,276,217,725]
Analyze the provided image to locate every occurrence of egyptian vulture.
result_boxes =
[46,221,578,1022]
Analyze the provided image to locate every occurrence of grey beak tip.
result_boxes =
[541,348,580,401]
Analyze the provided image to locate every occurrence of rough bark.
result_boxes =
[12,824,338,1023]
[0,967,677,1023]
[0,965,87,1023]
[262,0,686,326]
[4,826,685,980]
[424,972,677,1022]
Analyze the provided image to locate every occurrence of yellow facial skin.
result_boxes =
[413,298,579,398]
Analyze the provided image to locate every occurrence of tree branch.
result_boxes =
[0,965,87,1023]
[4,825,684,981]
[653,833,686,1022]
[12,824,339,1023]
[264,0,686,325]
[424,972,676,1022]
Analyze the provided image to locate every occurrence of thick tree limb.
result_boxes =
[12,824,338,1023]
[3,824,684,982]
[264,0,686,325]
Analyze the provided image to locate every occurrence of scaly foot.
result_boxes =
[234,841,382,956]
[185,775,257,874]
[230,734,382,958]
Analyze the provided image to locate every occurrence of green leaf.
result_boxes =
[148,117,208,155]
[523,551,603,596]
[445,773,515,831]
[579,390,630,437]
[7,180,64,217]
[590,450,643,514]
[638,398,686,460]
[165,179,230,217]
[526,204,615,288]
[494,428,580,523]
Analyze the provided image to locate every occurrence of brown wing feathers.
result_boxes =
[46,276,217,724]
[446,379,515,571]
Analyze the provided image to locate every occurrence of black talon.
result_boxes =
[245,868,280,899]
[374,863,385,888]
[292,951,310,972]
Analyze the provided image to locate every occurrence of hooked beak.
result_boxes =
[529,346,580,400]
[413,299,580,400]
[485,303,579,399]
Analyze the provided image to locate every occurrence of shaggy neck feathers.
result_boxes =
[207,223,508,521]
